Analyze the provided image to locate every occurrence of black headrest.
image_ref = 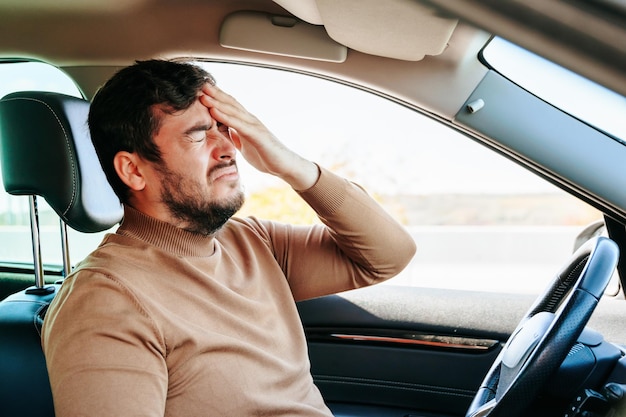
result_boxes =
[0,91,122,233]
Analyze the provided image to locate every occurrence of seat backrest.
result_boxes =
[0,91,123,417]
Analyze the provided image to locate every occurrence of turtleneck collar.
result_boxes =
[116,205,217,257]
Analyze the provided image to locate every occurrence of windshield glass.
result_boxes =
[481,37,626,143]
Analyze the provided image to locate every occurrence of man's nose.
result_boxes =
[211,132,237,161]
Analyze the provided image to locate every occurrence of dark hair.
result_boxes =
[88,59,215,204]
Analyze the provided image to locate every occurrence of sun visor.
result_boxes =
[273,0,458,61]
[220,11,348,63]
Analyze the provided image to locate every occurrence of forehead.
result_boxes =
[152,98,210,135]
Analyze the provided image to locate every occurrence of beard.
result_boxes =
[157,162,245,236]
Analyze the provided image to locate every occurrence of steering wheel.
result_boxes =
[466,236,619,417]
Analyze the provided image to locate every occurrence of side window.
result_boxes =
[0,60,605,295]
[199,62,602,295]
[0,61,87,268]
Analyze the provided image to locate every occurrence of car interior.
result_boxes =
[0,1,625,417]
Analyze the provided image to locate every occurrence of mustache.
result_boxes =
[209,160,237,175]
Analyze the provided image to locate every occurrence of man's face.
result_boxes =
[149,95,244,235]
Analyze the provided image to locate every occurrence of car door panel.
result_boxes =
[311,341,500,416]
[300,284,626,416]
[298,285,535,416]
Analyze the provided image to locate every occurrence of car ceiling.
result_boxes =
[0,0,486,119]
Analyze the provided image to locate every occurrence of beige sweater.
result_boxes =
[42,168,416,416]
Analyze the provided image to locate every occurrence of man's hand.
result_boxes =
[199,83,319,191]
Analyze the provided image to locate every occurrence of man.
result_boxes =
[42,59,416,416]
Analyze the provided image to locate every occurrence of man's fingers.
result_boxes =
[200,83,269,148]
[229,128,242,150]
[202,83,240,107]
[201,88,245,118]
[201,82,220,97]
[198,93,213,109]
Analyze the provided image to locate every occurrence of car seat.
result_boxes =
[0,91,123,417]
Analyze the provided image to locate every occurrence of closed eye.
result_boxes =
[184,123,212,143]
[186,130,207,143]
[184,122,229,143]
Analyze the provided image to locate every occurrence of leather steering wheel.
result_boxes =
[466,236,619,417]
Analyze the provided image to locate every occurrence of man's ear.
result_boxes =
[113,151,146,191]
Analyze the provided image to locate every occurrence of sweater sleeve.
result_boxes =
[41,269,168,417]
[265,166,417,301]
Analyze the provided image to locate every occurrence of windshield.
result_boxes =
[481,37,626,143]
